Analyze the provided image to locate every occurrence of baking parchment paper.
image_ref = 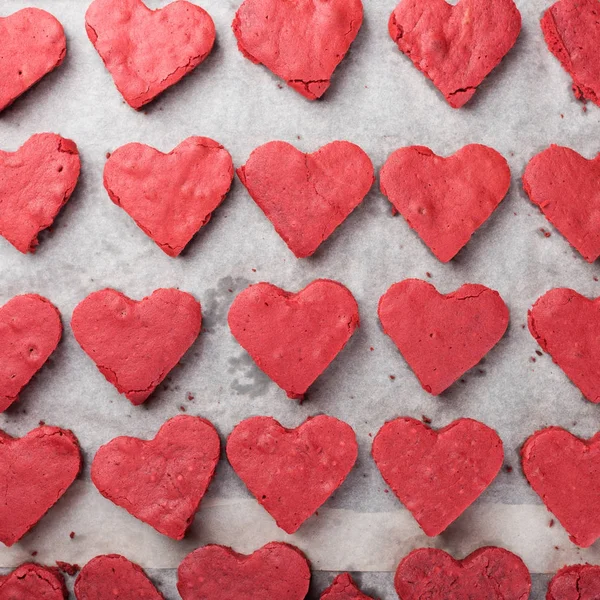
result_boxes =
[1,0,600,597]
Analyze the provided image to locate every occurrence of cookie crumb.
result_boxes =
[39,420,45,427]
[187,393,194,401]
[540,228,551,238]
[426,272,432,278]
[549,519,555,527]
[56,561,80,576]
[389,375,396,380]
[505,465,513,473]
[31,551,38,557]
[422,415,432,424]
[69,531,75,539]
[179,405,187,412]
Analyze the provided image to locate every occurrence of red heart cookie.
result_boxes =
[238,142,374,258]
[91,415,220,539]
[528,288,600,403]
[378,279,509,395]
[177,542,311,600]
[72,288,201,405]
[0,294,62,412]
[104,137,234,257]
[541,0,600,107]
[389,0,521,108]
[75,555,163,600]
[228,279,359,399]
[372,417,503,536]
[547,564,600,600]
[0,425,81,546]
[227,415,358,533]
[0,9,66,113]
[85,0,215,109]
[395,547,531,599]
[524,146,600,263]
[0,564,66,599]
[0,133,80,253]
[380,145,510,262]
[320,573,375,600]
[522,427,600,548]
[232,0,363,99]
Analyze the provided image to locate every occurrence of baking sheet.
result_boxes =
[1,0,600,597]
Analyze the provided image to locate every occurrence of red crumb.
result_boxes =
[69,531,75,539]
[31,551,38,557]
[560,114,564,118]
[521,324,526,329]
[384,489,389,493]
[422,415,432,424]
[535,350,543,356]
[595,276,599,282]
[530,357,536,363]
[187,393,195,401]
[38,420,45,427]
[56,561,80,576]
[252,268,256,272]
[389,375,396,380]
[368,432,372,437]
[549,519,555,527]
[369,346,374,351]
[426,272,432,278]
[540,228,552,238]
[228,289,233,293]
[505,465,513,473]
[179,405,187,412]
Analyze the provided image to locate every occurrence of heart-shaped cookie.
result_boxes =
[380,145,510,262]
[547,564,600,600]
[0,564,66,599]
[372,417,503,536]
[522,426,600,548]
[85,0,215,109]
[378,279,509,395]
[529,288,600,403]
[228,279,359,399]
[0,9,66,112]
[177,542,311,600]
[0,425,81,546]
[0,133,80,253]
[75,555,163,600]
[395,547,531,599]
[104,137,234,257]
[524,146,600,263]
[0,294,62,412]
[320,573,375,600]
[389,0,521,108]
[72,288,201,405]
[227,415,357,533]
[232,0,363,99]
[542,0,600,106]
[238,141,374,258]
[92,415,220,539]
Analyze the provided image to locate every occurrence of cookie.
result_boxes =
[0,9,66,112]
[104,137,234,257]
[389,0,521,108]
[395,547,530,599]
[547,564,600,600]
[529,288,600,403]
[522,426,600,548]
[380,145,510,262]
[378,279,509,395]
[0,294,62,412]
[320,573,375,600]
[0,133,80,253]
[232,0,363,99]
[227,415,357,533]
[372,417,503,536]
[91,415,220,539]
[524,145,600,263]
[177,542,311,600]
[541,0,600,106]
[85,0,215,109]
[0,564,66,599]
[238,141,374,258]
[228,279,359,399]
[71,288,201,405]
[0,425,81,546]
[74,555,164,600]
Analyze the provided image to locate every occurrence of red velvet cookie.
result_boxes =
[232,0,363,99]
[389,0,521,108]
[227,415,357,533]
[238,141,374,258]
[541,0,600,106]
[71,288,201,405]
[0,294,62,412]
[395,547,531,599]
[85,0,215,109]
[91,415,220,539]
[320,573,375,600]
[228,279,359,399]
[524,146,600,263]
[104,137,234,257]
[378,279,509,395]
[0,564,66,599]
[522,427,600,548]
[372,417,503,536]
[75,555,163,600]
[0,9,66,112]
[380,145,510,262]
[0,133,80,253]
[177,542,311,600]
[547,564,600,600]
[529,288,600,403]
[0,425,81,546]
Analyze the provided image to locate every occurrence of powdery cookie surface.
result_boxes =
[320,573,375,600]
[547,564,600,600]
